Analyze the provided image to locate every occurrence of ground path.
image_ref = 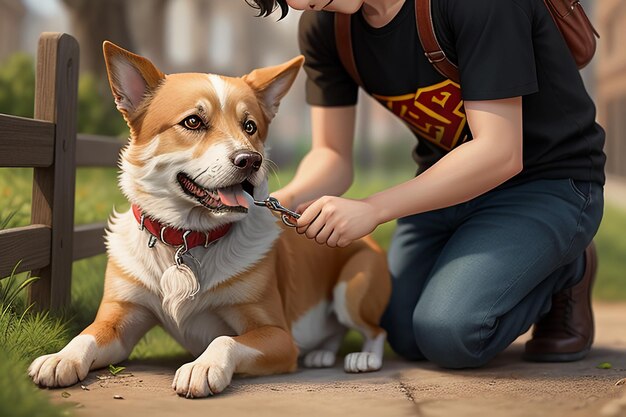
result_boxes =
[47,303,626,417]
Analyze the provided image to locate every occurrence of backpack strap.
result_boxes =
[334,0,460,87]
[334,12,365,89]
[415,0,460,83]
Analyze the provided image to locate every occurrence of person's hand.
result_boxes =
[295,196,380,247]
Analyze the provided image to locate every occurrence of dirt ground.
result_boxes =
[45,303,626,417]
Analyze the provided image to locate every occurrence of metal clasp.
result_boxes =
[253,196,301,227]
[425,50,447,64]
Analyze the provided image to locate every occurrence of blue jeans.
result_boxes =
[381,178,604,369]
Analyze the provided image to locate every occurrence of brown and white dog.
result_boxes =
[28,42,390,398]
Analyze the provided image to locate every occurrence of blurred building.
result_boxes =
[0,0,25,62]
[596,0,626,179]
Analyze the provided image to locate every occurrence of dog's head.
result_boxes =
[103,42,303,231]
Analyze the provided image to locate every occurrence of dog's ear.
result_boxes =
[102,41,165,118]
[243,55,304,122]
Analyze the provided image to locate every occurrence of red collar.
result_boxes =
[132,204,231,250]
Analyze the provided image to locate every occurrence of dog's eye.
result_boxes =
[181,115,204,130]
[243,120,257,136]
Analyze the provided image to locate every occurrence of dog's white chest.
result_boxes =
[161,311,235,357]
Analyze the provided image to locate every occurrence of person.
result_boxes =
[246,0,605,368]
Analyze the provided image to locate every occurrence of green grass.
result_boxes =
[2,165,626,366]
[0,273,69,361]
[0,264,72,417]
[0,356,71,417]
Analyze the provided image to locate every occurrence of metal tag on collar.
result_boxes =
[138,214,146,231]
[253,196,301,227]
[174,230,192,266]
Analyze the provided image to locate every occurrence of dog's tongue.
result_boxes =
[218,184,249,209]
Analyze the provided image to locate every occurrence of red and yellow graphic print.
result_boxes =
[373,80,467,151]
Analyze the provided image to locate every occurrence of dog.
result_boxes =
[28,42,391,398]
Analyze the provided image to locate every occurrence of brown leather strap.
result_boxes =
[416,0,460,83]
[334,12,365,88]
[335,1,459,86]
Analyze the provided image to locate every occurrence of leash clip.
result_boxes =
[253,196,300,227]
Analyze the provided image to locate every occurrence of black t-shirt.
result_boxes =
[298,0,606,186]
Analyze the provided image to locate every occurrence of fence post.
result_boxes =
[28,33,79,312]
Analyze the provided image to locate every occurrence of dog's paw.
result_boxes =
[344,352,382,373]
[172,361,232,398]
[303,350,336,368]
[29,353,90,387]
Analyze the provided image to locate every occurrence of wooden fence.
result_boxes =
[0,33,124,312]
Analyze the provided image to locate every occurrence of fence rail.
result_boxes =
[0,225,51,276]
[0,115,55,167]
[0,33,120,312]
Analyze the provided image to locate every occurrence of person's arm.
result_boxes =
[295,96,524,247]
[271,105,356,208]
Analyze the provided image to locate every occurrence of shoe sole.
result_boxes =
[523,345,591,362]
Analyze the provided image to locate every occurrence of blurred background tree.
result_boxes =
[61,0,135,77]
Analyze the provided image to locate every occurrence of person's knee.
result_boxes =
[412,307,492,369]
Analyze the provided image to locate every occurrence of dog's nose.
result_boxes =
[231,150,262,172]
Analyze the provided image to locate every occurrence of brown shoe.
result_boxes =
[524,242,598,362]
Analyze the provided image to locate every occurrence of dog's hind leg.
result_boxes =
[344,331,386,373]
[332,243,391,373]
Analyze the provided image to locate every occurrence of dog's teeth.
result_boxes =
[200,194,221,209]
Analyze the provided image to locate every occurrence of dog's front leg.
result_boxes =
[172,326,298,398]
[29,300,156,388]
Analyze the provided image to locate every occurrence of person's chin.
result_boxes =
[327,5,362,14]
[287,0,363,13]
[286,0,310,10]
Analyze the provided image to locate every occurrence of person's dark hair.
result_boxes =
[246,0,289,19]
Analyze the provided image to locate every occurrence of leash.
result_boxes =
[253,197,300,227]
